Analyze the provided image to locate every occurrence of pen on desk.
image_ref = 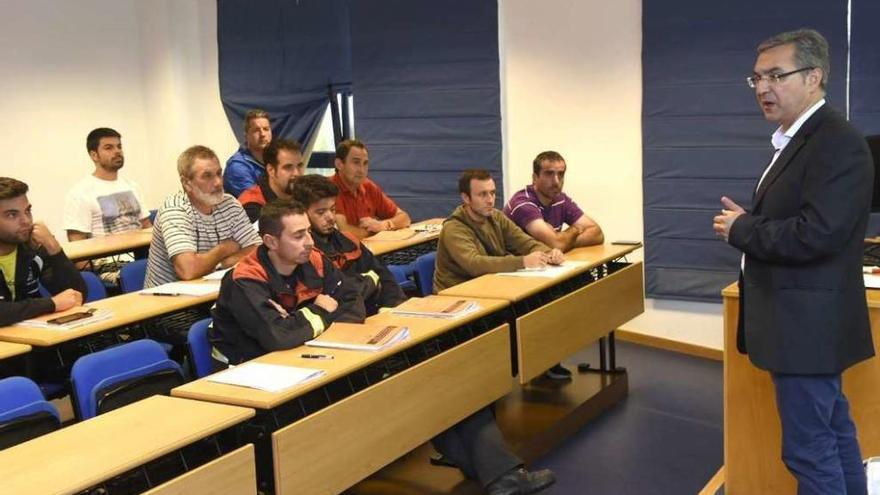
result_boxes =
[149,292,180,297]
[301,354,334,360]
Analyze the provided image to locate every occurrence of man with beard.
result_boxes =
[291,174,405,312]
[145,145,261,288]
[239,139,306,223]
[63,128,152,282]
[209,199,365,366]
[225,109,273,197]
[503,151,604,252]
[0,177,86,326]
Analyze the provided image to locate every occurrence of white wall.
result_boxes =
[0,0,237,235]
[0,0,724,349]
[498,0,724,349]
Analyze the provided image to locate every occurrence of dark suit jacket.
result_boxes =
[729,104,875,374]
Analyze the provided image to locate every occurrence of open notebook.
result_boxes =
[391,297,479,319]
[307,322,409,352]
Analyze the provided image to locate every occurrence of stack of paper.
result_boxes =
[497,260,589,278]
[140,281,220,296]
[307,322,410,351]
[391,297,480,319]
[16,307,113,330]
[206,362,324,393]
[202,268,232,281]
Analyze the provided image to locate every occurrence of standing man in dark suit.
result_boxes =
[714,29,873,495]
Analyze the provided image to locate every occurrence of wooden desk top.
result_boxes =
[440,243,641,302]
[362,218,443,256]
[722,281,880,309]
[0,341,30,360]
[62,228,153,262]
[0,280,219,346]
[0,395,254,495]
[172,295,509,410]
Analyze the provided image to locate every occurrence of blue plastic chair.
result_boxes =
[388,264,417,292]
[119,259,148,293]
[80,271,107,302]
[0,377,61,449]
[187,318,214,378]
[70,339,184,420]
[414,251,437,296]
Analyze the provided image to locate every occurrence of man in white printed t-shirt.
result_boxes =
[145,145,260,289]
[63,127,152,284]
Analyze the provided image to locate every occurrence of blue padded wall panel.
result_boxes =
[850,0,880,135]
[349,0,501,221]
[643,0,848,301]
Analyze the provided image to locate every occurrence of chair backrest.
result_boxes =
[71,339,184,420]
[0,377,61,450]
[187,318,214,378]
[80,271,107,302]
[119,259,148,293]
[415,251,437,296]
[387,264,417,292]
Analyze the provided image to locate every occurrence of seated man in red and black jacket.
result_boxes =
[210,199,365,366]
[0,177,86,326]
[291,174,406,313]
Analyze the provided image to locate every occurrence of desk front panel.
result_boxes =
[142,444,257,495]
[516,262,644,383]
[272,324,512,495]
[724,286,880,494]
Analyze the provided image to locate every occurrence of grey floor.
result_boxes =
[529,341,723,495]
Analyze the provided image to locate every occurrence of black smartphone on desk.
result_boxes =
[47,308,96,325]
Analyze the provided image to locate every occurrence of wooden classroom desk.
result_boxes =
[172,295,512,495]
[0,280,218,347]
[0,395,255,495]
[0,341,30,360]
[61,227,153,262]
[440,243,644,383]
[362,217,443,256]
[723,283,880,494]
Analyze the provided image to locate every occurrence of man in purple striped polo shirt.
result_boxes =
[503,151,603,252]
[503,150,604,380]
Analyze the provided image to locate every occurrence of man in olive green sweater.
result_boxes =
[433,169,564,293]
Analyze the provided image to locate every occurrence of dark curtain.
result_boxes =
[217,0,351,147]
[642,1,848,301]
[349,0,502,220]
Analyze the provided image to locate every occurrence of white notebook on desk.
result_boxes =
[140,281,220,296]
[206,362,325,393]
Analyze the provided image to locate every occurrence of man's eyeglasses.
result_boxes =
[746,67,815,89]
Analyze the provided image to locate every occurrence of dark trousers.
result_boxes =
[771,373,867,495]
[431,406,522,487]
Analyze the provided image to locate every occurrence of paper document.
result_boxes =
[140,281,220,296]
[413,223,442,233]
[206,362,324,393]
[391,298,480,319]
[307,322,410,351]
[868,457,880,495]
[497,260,589,278]
[16,307,113,330]
[202,268,232,280]
[865,274,880,289]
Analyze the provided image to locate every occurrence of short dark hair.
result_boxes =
[757,29,830,91]
[258,199,308,238]
[335,139,368,161]
[0,177,28,201]
[458,169,492,195]
[264,139,303,169]
[244,109,270,133]
[291,174,339,208]
[532,151,566,175]
[86,128,121,153]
